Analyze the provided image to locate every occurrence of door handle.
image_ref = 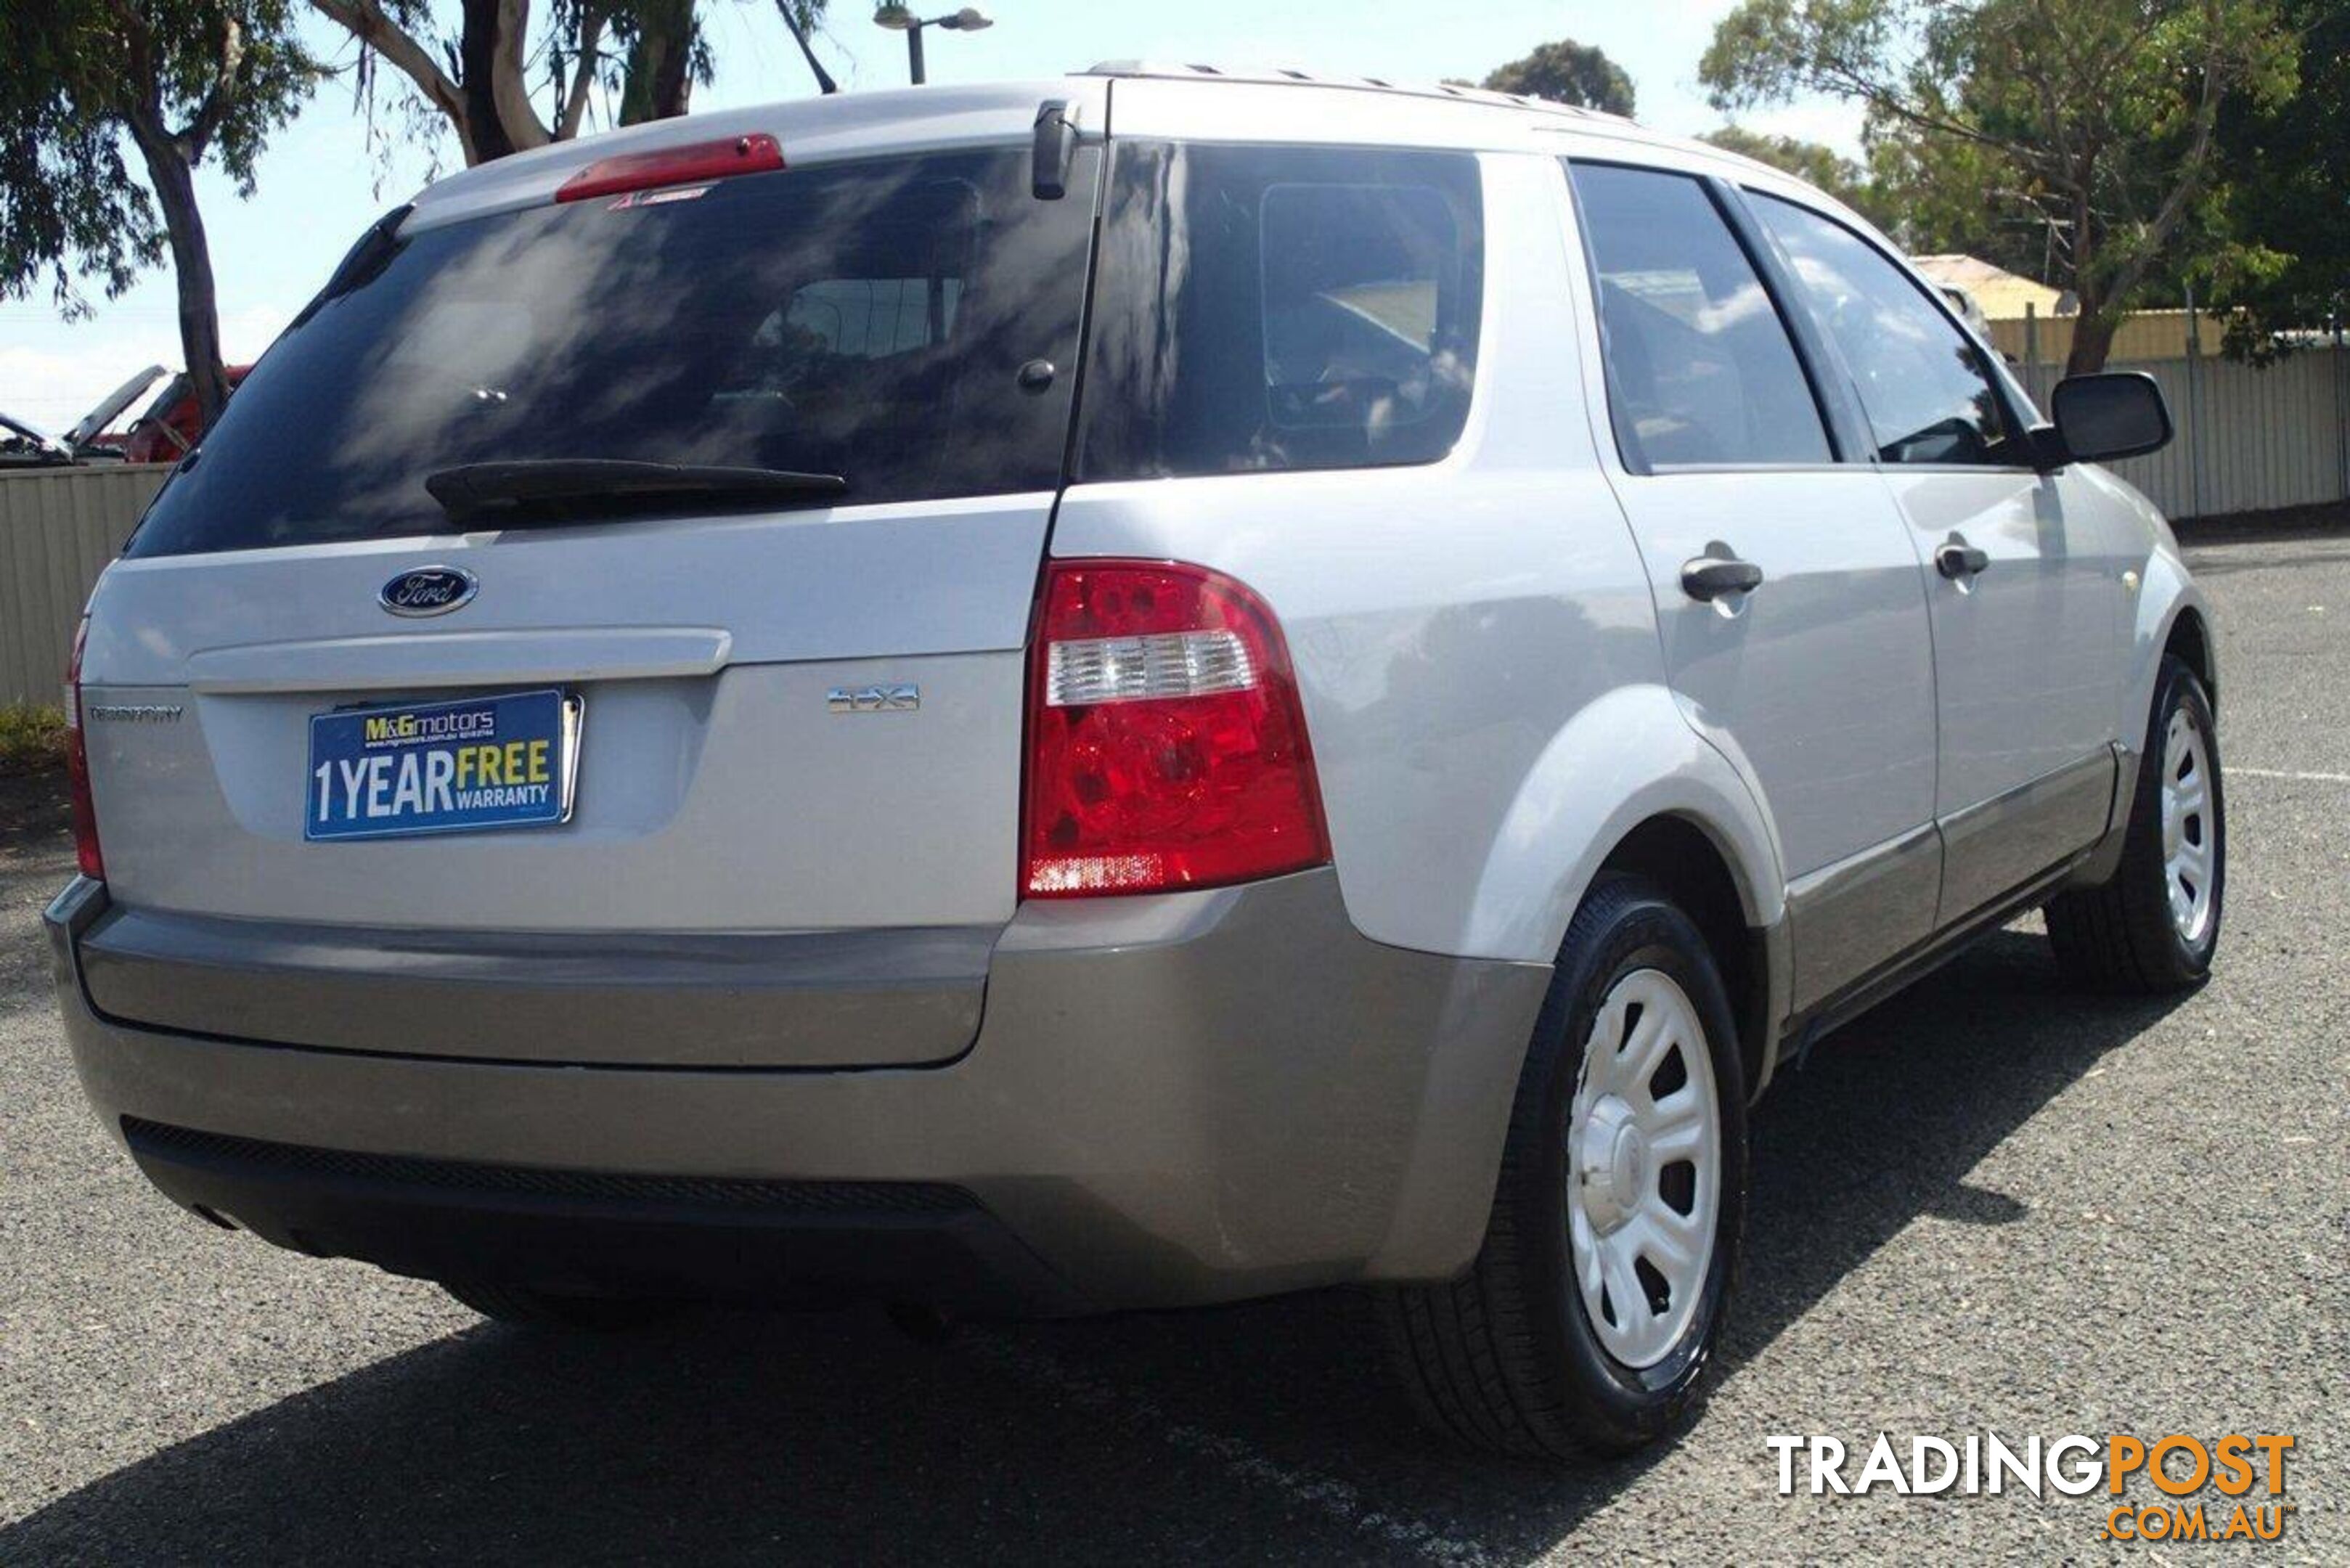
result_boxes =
[1935,537,1991,579]
[1680,550,1765,603]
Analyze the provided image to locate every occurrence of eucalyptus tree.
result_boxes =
[1703,0,2301,371]
[0,0,319,424]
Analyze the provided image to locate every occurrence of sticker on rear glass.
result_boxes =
[607,185,711,211]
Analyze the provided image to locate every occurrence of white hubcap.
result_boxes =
[1567,968,1721,1370]
[2161,708,2216,945]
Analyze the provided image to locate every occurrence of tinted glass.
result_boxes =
[0,419,59,466]
[1568,163,1832,470]
[128,149,1097,558]
[1751,195,2020,466]
[1079,143,1482,478]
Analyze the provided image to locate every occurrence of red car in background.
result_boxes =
[119,365,253,463]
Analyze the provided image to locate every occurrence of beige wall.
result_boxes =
[1988,310,2249,368]
[0,465,169,706]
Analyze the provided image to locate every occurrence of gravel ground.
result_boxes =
[1,533,2343,1564]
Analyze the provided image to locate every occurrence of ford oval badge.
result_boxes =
[380,565,478,618]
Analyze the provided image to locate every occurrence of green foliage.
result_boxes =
[1482,39,1636,117]
[0,0,316,307]
[1860,122,2045,271]
[2212,0,2349,349]
[1700,126,1893,228]
[0,703,68,777]
[0,27,160,311]
[1701,0,2302,370]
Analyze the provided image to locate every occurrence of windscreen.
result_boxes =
[128,147,1098,558]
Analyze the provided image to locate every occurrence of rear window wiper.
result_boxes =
[425,459,848,524]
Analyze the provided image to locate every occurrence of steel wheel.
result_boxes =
[1380,873,1748,1459]
[1566,967,1721,1371]
[2161,706,2216,946]
[2045,653,2224,992]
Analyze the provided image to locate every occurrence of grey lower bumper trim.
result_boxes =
[76,905,993,1069]
[121,1116,1087,1315]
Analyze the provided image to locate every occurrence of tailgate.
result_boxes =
[68,107,1103,1069]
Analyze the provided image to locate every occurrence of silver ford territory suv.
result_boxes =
[49,65,2224,1460]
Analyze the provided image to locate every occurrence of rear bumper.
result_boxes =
[76,902,991,1069]
[48,871,1551,1312]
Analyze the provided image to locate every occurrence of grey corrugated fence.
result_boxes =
[0,464,169,706]
[2020,345,2350,522]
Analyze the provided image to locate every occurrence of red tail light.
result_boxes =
[65,618,103,881]
[1022,560,1329,898]
[555,134,784,203]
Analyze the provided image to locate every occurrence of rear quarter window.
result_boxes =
[1078,143,1483,480]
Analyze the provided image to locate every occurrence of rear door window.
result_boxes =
[127,147,1097,558]
[1078,144,1483,478]
[1567,162,1832,470]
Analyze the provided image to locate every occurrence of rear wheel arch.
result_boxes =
[1378,867,1752,1458]
[1594,814,1771,1104]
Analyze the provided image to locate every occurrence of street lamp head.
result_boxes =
[873,3,915,29]
[939,7,992,28]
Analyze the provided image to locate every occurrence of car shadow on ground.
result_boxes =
[1,928,2193,1565]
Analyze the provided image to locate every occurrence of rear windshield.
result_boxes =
[1078,142,1484,480]
[128,147,1098,558]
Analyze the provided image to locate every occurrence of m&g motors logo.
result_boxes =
[1768,1432,2296,1544]
[361,705,496,749]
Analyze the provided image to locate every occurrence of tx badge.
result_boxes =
[827,683,920,714]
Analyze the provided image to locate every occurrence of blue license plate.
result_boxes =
[306,689,579,842]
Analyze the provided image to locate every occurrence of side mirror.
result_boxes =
[2047,372,2172,465]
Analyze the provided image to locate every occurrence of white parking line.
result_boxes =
[2232,767,2350,784]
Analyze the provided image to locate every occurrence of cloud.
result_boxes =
[0,302,291,435]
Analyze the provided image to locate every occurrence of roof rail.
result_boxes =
[1077,60,1635,126]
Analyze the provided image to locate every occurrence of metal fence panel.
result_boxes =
[0,465,168,706]
[2019,346,2349,520]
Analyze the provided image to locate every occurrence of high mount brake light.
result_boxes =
[65,617,102,881]
[1022,561,1329,898]
[555,134,785,203]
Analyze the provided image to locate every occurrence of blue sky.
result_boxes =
[1,0,1859,430]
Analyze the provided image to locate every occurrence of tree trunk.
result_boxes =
[460,0,524,160]
[621,0,696,123]
[776,0,836,93]
[2066,310,2121,375]
[126,121,232,431]
[306,0,480,161]
[650,24,693,118]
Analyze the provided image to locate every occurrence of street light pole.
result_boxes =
[874,6,990,86]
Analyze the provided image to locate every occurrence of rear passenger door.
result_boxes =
[1745,195,2124,925]
[1560,160,1940,1013]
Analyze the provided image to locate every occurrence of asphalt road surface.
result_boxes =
[3,526,2343,1564]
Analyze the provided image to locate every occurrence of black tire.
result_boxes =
[2046,655,2224,992]
[441,1280,682,1331]
[1378,872,1749,1462]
